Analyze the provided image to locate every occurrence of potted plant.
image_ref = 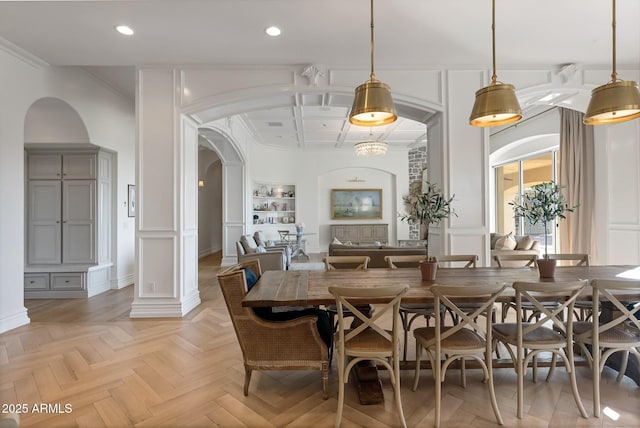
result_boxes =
[509,181,577,277]
[399,181,455,280]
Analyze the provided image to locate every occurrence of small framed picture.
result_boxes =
[127,184,136,217]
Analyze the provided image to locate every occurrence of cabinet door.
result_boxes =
[62,180,96,264]
[28,154,62,179]
[373,224,388,242]
[51,273,85,290]
[63,154,96,179]
[27,181,62,264]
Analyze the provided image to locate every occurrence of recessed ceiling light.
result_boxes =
[265,26,281,37]
[115,25,134,36]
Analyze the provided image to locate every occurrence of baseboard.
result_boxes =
[112,274,134,290]
[0,307,30,334]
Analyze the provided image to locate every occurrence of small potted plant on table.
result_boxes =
[400,181,455,281]
[509,181,577,278]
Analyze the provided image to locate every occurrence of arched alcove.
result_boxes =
[24,97,90,144]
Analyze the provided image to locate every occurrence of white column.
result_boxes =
[441,70,491,266]
[130,68,201,317]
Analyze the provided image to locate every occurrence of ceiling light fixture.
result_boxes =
[115,25,134,36]
[265,26,281,37]
[354,129,388,156]
[349,0,397,127]
[469,0,522,127]
[584,0,640,125]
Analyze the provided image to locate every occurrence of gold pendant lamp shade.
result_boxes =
[470,83,522,127]
[584,0,640,125]
[349,0,397,127]
[469,0,522,127]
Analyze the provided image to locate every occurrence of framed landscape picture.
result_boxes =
[331,188,382,220]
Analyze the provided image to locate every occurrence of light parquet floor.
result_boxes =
[1,253,639,427]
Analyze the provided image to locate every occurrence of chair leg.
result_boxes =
[485,352,504,425]
[412,342,423,391]
[617,351,629,382]
[321,361,329,400]
[434,353,442,428]
[564,349,588,418]
[243,367,252,396]
[393,355,407,428]
[335,351,345,427]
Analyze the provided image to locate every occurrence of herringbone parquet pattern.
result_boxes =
[1,254,639,427]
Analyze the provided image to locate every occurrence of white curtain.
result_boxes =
[558,108,595,259]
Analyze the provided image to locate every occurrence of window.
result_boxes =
[495,151,559,254]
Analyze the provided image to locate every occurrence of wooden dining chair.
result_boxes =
[384,254,426,269]
[436,254,478,268]
[323,255,370,270]
[385,254,442,361]
[495,253,546,323]
[572,278,640,418]
[492,280,588,419]
[329,284,409,428]
[323,255,372,364]
[545,253,592,320]
[412,283,506,428]
[493,253,538,268]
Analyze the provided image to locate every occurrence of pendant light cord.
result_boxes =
[490,0,497,84]
[611,0,617,82]
[370,0,376,81]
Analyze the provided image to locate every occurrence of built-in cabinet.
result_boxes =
[24,148,113,298]
[330,224,388,244]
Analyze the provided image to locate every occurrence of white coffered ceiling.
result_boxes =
[1,0,638,150]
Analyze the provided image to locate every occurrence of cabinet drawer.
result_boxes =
[51,273,85,290]
[24,274,50,290]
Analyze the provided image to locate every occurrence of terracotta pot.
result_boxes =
[419,260,438,281]
[537,258,557,278]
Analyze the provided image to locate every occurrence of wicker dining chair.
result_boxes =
[572,278,640,417]
[492,280,588,419]
[217,259,329,399]
[413,283,506,428]
[330,284,409,428]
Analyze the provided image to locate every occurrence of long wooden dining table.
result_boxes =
[242,265,640,404]
[243,265,640,308]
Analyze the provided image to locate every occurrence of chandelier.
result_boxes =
[354,129,388,156]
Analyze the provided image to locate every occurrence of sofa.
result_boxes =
[328,243,426,268]
[490,232,540,266]
[236,234,291,271]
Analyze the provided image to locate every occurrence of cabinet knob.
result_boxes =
[30,281,35,284]
[56,221,61,224]
[62,221,67,224]
[65,280,70,283]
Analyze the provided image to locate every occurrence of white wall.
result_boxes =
[246,143,410,253]
[0,48,135,333]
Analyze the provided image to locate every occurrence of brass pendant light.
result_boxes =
[349,0,397,127]
[584,0,640,125]
[469,0,522,127]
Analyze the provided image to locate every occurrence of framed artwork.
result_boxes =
[331,188,382,220]
[127,184,136,217]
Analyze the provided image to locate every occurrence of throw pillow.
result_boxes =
[240,235,258,253]
[490,233,504,250]
[243,267,259,291]
[253,231,266,247]
[494,233,517,250]
[516,235,534,250]
[344,240,353,245]
[256,246,267,253]
[332,237,343,245]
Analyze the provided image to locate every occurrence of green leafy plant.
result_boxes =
[509,181,577,258]
[399,181,455,260]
